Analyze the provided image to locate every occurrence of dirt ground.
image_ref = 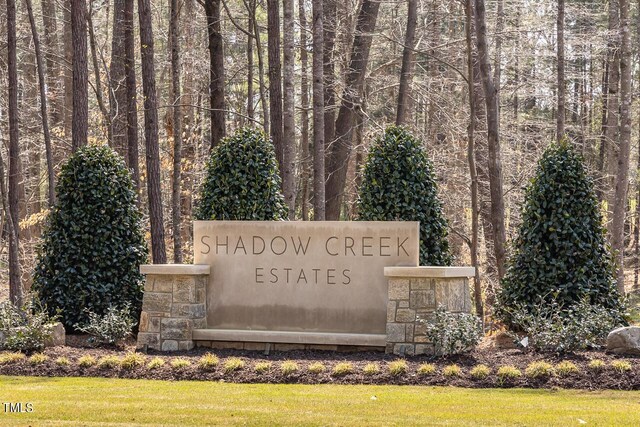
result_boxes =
[1,335,639,390]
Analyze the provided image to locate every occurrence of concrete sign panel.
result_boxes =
[194,221,419,335]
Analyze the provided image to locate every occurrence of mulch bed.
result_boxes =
[2,336,640,390]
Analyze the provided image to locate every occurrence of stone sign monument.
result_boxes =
[194,221,419,336]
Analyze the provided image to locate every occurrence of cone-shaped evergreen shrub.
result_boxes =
[195,128,288,220]
[357,126,452,265]
[33,145,147,329]
[496,141,623,325]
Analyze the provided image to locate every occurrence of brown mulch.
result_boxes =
[2,336,640,390]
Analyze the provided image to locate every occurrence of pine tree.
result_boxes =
[496,141,623,325]
[357,126,452,266]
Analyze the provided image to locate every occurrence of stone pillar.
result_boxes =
[136,264,209,351]
[384,266,475,356]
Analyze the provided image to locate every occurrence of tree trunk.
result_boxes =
[110,0,128,157]
[556,0,565,139]
[266,0,284,182]
[612,0,632,293]
[138,0,167,263]
[88,1,112,143]
[282,0,296,218]
[64,5,73,137]
[247,9,254,123]
[124,0,139,194]
[170,0,183,263]
[299,0,310,221]
[25,0,55,206]
[395,0,417,126]
[7,0,22,305]
[473,0,507,279]
[205,0,226,149]
[323,0,336,151]
[40,0,62,126]
[466,0,482,318]
[71,0,88,152]
[604,0,621,198]
[312,0,326,220]
[325,0,381,220]
[246,0,269,135]
[493,0,503,127]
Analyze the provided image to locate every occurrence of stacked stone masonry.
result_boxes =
[136,265,209,351]
[384,267,474,356]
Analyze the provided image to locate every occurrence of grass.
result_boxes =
[254,361,272,374]
[307,362,325,374]
[362,363,380,376]
[77,355,97,368]
[170,358,191,370]
[147,357,165,370]
[121,352,146,370]
[223,357,245,373]
[3,376,640,426]
[97,355,121,370]
[556,361,580,377]
[588,359,606,372]
[443,364,462,377]
[525,361,554,379]
[332,362,354,377]
[387,360,408,376]
[54,357,70,367]
[197,353,219,371]
[469,364,490,380]
[28,353,49,365]
[417,363,436,376]
[0,352,25,365]
[280,361,299,376]
[497,366,522,382]
[611,360,632,373]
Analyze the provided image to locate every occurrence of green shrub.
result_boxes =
[280,361,299,376]
[611,360,632,373]
[357,126,452,265]
[254,361,272,374]
[223,357,245,373]
[362,363,380,376]
[307,362,325,374]
[195,128,288,220]
[504,299,621,352]
[470,364,490,380]
[97,355,121,369]
[120,352,146,370]
[197,353,220,371]
[33,145,147,329]
[77,355,97,368]
[147,357,165,370]
[0,295,59,352]
[525,361,554,379]
[496,142,624,327]
[422,306,483,356]
[417,363,436,376]
[387,360,408,376]
[74,304,136,346]
[443,364,462,377]
[555,361,579,376]
[28,353,49,365]
[332,362,354,377]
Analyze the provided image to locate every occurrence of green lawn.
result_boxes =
[1,376,639,426]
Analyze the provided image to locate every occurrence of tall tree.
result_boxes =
[138,0,167,263]
[204,0,226,148]
[110,0,128,157]
[612,0,632,292]
[63,5,73,137]
[267,0,285,181]
[40,0,62,126]
[396,0,417,125]
[170,0,183,262]
[474,0,507,279]
[124,0,139,193]
[25,0,55,206]
[603,0,620,186]
[325,0,381,220]
[71,0,88,151]
[557,0,565,139]
[323,0,337,150]
[299,0,311,220]
[7,0,22,304]
[312,0,326,220]
[282,0,296,218]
